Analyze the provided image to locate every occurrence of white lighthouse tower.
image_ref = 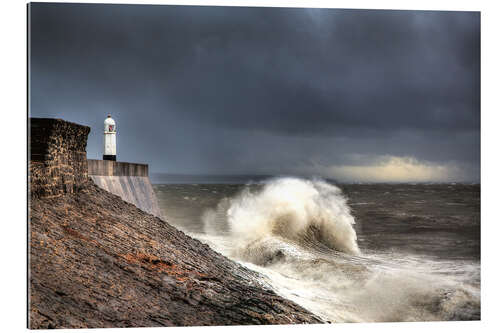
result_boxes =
[103,114,116,161]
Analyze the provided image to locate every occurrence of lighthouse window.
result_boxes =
[109,125,114,131]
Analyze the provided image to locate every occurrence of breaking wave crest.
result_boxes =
[203,177,359,264]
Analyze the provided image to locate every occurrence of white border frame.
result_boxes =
[2,1,498,332]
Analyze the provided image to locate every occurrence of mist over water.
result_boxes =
[154,178,480,322]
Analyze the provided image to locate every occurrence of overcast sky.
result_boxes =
[29,3,480,182]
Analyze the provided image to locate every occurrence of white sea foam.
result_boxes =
[194,178,480,322]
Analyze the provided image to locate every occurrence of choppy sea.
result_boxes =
[153,177,480,322]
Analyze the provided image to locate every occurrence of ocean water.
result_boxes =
[153,178,480,323]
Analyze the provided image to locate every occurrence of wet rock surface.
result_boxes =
[29,181,323,328]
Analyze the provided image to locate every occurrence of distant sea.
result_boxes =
[151,173,275,184]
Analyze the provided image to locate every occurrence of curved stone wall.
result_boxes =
[87,160,161,218]
[29,117,162,218]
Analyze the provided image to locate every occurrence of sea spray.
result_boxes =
[203,178,359,264]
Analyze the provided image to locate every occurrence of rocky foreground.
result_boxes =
[29,180,323,328]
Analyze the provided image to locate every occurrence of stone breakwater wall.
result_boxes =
[29,118,91,198]
[88,160,162,218]
[29,117,162,218]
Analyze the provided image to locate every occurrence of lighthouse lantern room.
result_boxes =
[103,114,116,161]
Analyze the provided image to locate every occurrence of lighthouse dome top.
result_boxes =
[104,114,116,132]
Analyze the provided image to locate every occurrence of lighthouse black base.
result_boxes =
[103,155,116,161]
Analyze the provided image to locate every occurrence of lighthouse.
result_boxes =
[103,114,116,161]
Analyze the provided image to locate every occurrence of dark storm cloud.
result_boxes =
[29,3,480,181]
